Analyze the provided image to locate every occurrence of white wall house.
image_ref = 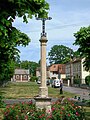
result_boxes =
[81,58,90,84]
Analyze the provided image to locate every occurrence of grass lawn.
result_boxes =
[0,82,76,99]
[84,107,90,120]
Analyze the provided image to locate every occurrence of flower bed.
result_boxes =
[3,98,86,120]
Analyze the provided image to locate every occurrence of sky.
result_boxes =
[13,0,90,64]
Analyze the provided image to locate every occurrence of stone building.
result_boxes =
[12,69,30,82]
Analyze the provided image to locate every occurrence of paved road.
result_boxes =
[63,86,90,100]
[3,86,90,105]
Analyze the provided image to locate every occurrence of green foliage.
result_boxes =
[0,28,30,83]
[3,101,46,120]
[74,26,90,71]
[30,76,38,82]
[3,98,86,120]
[17,60,40,76]
[86,100,90,107]
[0,60,15,84]
[0,95,6,108]
[51,98,85,120]
[85,75,90,85]
[0,0,49,82]
[48,45,75,64]
[73,78,81,85]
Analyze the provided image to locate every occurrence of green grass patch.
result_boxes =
[0,82,76,99]
[84,107,90,120]
[48,86,76,98]
[0,82,39,99]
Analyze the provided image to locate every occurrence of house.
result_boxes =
[36,67,41,79]
[36,67,50,80]
[72,58,89,84]
[65,60,73,85]
[65,58,89,84]
[12,69,30,82]
[49,64,66,79]
[36,64,66,80]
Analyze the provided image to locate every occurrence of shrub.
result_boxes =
[86,100,90,107]
[3,101,47,120]
[30,76,38,82]
[51,98,85,120]
[0,95,6,108]
[73,78,81,85]
[85,75,90,85]
[3,99,86,120]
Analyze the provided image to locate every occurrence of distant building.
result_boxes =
[36,67,50,80]
[36,67,41,79]
[65,61,73,84]
[36,64,66,80]
[12,69,30,82]
[72,58,89,84]
[49,64,66,79]
[65,58,89,84]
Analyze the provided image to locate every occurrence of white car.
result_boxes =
[37,80,41,84]
[52,79,60,88]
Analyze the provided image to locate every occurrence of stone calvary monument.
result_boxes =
[34,17,52,111]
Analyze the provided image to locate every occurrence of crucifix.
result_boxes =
[35,16,52,97]
[36,17,52,37]
[35,16,52,112]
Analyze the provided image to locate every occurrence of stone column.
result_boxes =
[39,36,48,98]
[21,75,22,82]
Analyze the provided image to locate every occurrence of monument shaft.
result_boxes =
[39,36,48,97]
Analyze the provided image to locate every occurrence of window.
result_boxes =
[15,75,20,80]
[22,75,28,80]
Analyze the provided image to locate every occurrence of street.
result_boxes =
[63,86,90,100]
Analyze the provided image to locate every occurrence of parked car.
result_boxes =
[52,79,60,88]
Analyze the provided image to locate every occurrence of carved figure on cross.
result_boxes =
[36,17,52,37]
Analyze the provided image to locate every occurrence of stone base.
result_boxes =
[39,87,48,98]
[34,97,52,113]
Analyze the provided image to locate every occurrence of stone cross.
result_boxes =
[35,17,52,112]
[36,17,52,97]
[36,17,52,37]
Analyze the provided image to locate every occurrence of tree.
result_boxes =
[48,45,74,64]
[0,0,49,82]
[15,60,40,76]
[85,75,90,86]
[74,26,90,71]
[0,28,30,83]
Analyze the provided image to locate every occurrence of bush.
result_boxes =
[3,101,46,120]
[85,75,90,85]
[86,100,90,107]
[73,78,81,85]
[51,98,85,120]
[3,98,86,120]
[0,95,6,108]
[30,76,38,82]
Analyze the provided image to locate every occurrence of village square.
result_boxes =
[0,0,90,120]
